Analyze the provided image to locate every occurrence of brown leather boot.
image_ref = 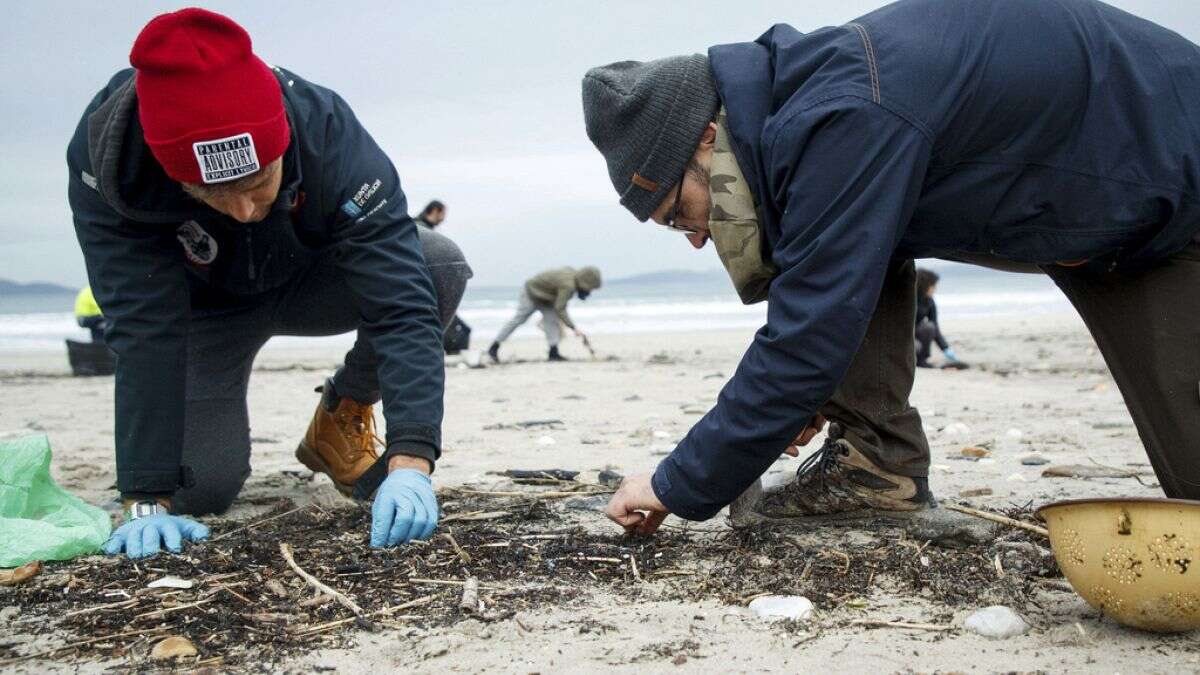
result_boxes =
[755,437,935,520]
[295,383,380,498]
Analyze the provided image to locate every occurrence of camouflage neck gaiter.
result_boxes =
[708,107,778,305]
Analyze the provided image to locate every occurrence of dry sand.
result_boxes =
[2,310,1197,672]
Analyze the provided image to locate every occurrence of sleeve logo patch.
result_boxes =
[340,200,363,217]
[176,220,219,265]
[192,133,260,184]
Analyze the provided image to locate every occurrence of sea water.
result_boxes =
[0,262,1070,353]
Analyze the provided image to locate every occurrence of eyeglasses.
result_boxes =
[662,163,695,233]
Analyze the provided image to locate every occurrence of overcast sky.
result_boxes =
[2,0,1198,287]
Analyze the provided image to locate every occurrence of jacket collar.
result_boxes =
[707,39,775,219]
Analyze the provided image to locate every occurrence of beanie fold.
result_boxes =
[582,54,721,222]
[131,8,289,184]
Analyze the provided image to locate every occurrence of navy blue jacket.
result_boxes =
[655,0,1200,519]
[67,67,444,495]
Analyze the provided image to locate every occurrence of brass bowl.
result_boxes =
[1037,497,1200,633]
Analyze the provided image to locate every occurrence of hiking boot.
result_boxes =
[756,437,935,519]
[295,380,381,498]
[487,341,500,364]
[548,346,568,362]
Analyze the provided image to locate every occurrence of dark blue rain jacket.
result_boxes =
[67,67,444,495]
[655,0,1200,519]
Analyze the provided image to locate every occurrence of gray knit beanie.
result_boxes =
[582,54,720,222]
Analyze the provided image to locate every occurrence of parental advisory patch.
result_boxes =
[192,133,260,184]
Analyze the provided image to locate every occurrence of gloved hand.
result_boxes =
[370,468,438,547]
[942,347,960,362]
[103,514,210,559]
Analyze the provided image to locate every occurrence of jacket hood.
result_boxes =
[575,266,602,292]
[86,72,200,223]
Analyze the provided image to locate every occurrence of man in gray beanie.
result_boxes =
[583,0,1200,537]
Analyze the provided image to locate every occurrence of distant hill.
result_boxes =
[608,269,726,285]
[0,278,76,295]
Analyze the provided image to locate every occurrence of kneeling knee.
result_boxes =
[171,481,243,516]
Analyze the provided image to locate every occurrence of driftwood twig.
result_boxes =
[210,505,309,542]
[443,532,472,564]
[279,542,364,617]
[944,503,1049,537]
[850,619,954,632]
[0,627,168,666]
[292,595,435,636]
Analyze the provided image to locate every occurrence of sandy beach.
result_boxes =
[2,309,1197,672]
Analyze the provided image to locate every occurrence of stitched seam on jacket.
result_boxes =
[848,23,880,104]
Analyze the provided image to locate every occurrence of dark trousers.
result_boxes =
[826,244,1200,499]
[173,227,472,515]
[819,259,931,477]
[78,315,108,343]
[1044,242,1200,498]
[915,320,937,366]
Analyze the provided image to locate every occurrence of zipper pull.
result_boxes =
[246,229,256,280]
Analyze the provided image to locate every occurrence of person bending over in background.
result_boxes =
[69,9,471,558]
[914,268,966,369]
[487,266,602,363]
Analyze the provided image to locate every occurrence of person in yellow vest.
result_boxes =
[74,286,107,343]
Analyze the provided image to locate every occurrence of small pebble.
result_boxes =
[748,595,813,621]
[147,575,193,590]
[963,606,1030,638]
[1020,454,1050,466]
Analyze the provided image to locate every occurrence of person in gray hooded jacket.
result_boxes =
[488,266,602,362]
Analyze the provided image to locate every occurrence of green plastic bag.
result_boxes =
[0,434,112,567]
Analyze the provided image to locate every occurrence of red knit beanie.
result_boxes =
[130,8,289,185]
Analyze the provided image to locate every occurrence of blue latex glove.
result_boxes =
[103,514,210,559]
[942,347,959,362]
[370,469,438,547]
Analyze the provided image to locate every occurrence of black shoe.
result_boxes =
[917,360,933,369]
[548,346,568,362]
[756,437,936,519]
[487,342,500,364]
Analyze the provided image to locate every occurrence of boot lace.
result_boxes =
[795,437,847,485]
[335,402,384,459]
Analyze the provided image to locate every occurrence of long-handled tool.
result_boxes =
[580,333,598,360]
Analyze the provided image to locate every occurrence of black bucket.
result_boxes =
[443,315,471,355]
[65,339,116,376]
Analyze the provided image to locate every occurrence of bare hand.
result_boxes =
[604,473,670,535]
[783,413,827,457]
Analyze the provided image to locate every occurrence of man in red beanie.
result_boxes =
[68,8,472,558]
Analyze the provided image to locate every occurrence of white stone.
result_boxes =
[147,575,194,590]
[748,595,814,621]
[652,430,671,439]
[963,606,1030,638]
[942,422,972,436]
[535,436,556,446]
